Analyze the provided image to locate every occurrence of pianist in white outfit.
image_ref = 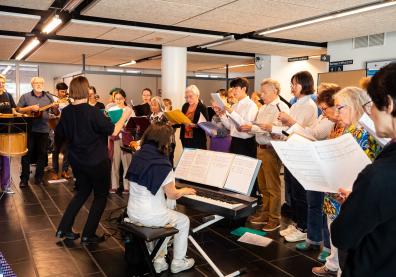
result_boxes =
[240,79,290,232]
[126,124,196,274]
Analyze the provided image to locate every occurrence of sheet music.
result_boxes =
[271,140,328,191]
[359,113,390,147]
[175,148,261,193]
[314,134,371,192]
[271,134,371,193]
[175,149,235,188]
[198,112,207,124]
[238,232,272,247]
[224,155,260,195]
[211,93,225,110]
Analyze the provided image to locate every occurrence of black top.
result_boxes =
[180,101,209,149]
[133,103,151,116]
[55,103,114,167]
[94,102,105,110]
[0,92,16,114]
[332,142,396,277]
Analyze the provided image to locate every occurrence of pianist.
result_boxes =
[125,124,196,274]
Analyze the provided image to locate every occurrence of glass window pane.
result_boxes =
[19,64,38,96]
[0,64,16,100]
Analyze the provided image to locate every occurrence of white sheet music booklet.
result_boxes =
[271,133,371,193]
[175,149,261,196]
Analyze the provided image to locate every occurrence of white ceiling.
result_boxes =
[0,12,40,32]
[0,35,24,60]
[82,0,379,34]
[0,0,54,10]
[57,19,223,47]
[264,4,396,42]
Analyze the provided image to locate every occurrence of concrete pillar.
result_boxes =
[161,46,187,109]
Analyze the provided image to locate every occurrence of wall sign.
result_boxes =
[320,55,330,62]
[329,65,344,72]
[329,60,353,66]
[288,56,308,62]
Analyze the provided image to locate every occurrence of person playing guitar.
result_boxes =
[16,76,60,187]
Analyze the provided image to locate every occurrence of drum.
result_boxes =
[0,114,30,157]
[0,132,27,156]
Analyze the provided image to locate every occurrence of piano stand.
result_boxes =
[189,215,244,277]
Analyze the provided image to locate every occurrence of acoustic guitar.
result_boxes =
[28,98,70,118]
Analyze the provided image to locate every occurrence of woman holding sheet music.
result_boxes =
[312,86,381,276]
[329,63,396,277]
[109,89,133,194]
[180,85,208,149]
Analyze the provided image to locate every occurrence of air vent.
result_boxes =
[353,36,368,48]
[369,33,385,46]
[353,33,385,48]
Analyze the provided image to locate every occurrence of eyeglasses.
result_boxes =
[335,105,347,113]
[362,100,373,116]
[319,105,332,114]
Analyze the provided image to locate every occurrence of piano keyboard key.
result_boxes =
[183,194,244,210]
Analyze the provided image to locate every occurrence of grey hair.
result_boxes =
[151,96,165,112]
[335,86,371,123]
[185,84,200,97]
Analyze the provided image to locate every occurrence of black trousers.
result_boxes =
[286,167,307,231]
[58,159,110,237]
[229,136,256,158]
[21,132,49,182]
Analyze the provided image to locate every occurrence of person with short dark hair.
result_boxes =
[126,124,196,274]
[56,76,128,245]
[17,77,60,187]
[88,86,105,109]
[50,82,71,180]
[214,77,258,158]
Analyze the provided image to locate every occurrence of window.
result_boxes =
[19,64,39,97]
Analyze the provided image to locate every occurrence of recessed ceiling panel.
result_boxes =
[0,35,24,60]
[0,12,40,32]
[0,0,54,10]
[165,34,223,47]
[86,47,161,66]
[27,40,112,64]
[56,20,114,38]
[82,0,223,25]
[134,31,187,45]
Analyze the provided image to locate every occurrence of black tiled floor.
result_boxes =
[0,171,324,277]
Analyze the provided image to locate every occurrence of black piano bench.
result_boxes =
[119,219,179,276]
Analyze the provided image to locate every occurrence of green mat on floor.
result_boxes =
[230,227,267,237]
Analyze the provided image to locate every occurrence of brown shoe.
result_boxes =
[262,221,281,232]
[312,265,338,276]
[249,213,269,224]
[61,171,72,179]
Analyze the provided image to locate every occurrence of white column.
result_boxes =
[161,46,187,109]
[254,54,271,91]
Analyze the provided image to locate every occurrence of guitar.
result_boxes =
[28,98,70,118]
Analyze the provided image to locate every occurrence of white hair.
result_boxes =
[185,85,200,97]
[31,76,44,84]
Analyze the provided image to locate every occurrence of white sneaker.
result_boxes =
[285,228,307,242]
[279,225,297,237]
[171,257,195,274]
[153,257,168,274]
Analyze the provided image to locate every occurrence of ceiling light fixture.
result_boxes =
[198,35,235,49]
[42,15,62,34]
[119,60,137,67]
[1,65,12,75]
[62,0,84,12]
[224,63,255,69]
[106,68,124,73]
[126,70,141,74]
[258,1,396,35]
[15,38,40,61]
